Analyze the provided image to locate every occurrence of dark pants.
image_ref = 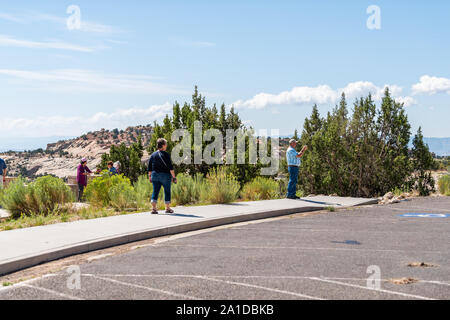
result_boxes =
[151,172,172,204]
[78,183,86,202]
[287,166,299,198]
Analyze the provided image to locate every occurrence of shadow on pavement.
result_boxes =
[331,240,362,245]
[298,198,343,206]
[166,213,204,218]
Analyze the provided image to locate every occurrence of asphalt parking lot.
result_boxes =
[0,197,449,300]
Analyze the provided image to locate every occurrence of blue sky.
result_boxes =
[0,0,449,144]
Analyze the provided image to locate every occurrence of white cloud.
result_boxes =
[0,12,23,23]
[232,81,415,109]
[233,85,337,109]
[0,35,95,52]
[340,81,403,100]
[412,75,450,95]
[395,96,417,107]
[0,103,172,138]
[0,69,187,95]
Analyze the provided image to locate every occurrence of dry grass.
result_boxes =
[407,262,438,268]
[389,277,419,285]
[0,206,138,232]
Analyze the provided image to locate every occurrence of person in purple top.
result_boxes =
[76,158,92,202]
[0,157,7,189]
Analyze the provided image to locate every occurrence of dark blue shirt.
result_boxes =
[148,151,174,174]
[109,167,118,175]
[0,158,6,174]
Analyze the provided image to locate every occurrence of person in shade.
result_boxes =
[76,158,92,202]
[107,161,118,175]
[286,139,308,199]
[0,157,7,189]
[148,138,177,214]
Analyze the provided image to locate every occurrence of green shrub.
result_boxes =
[438,175,450,196]
[85,172,132,208]
[241,177,280,201]
[33,176,73,212]
[414,172,435,197]
[109,180,136,211]
[134,175,168,209]
[134,175,152,209]
[172,173,204,205]
[1,177,34,217]
[200,168,240,204]
[0,188,5,206]
[192,173,205,202]
[1,176,73,218]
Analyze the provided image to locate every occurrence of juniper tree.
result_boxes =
[100,136,146,183]
[298,89,415,197]
[375,88,411,195]
[411,127,435,196]
[298,105,325,195]
[148,87,263,184]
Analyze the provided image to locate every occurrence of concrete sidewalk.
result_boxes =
[0,196,377,276]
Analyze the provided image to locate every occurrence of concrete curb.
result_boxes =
[0,199,378,276]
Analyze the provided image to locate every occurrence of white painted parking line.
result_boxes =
[196,275,324,300]
[21,284,83,300]
[212,275,450,287]
[309,277,436,300]
[4,273,445,300]
[85,274,201,300]
[85,273,450,288]
[424,280,450,287]
[319,277,450,287]
[81,273,323,300]
[0,274,59,293]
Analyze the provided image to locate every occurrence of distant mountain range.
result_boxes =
[422,138,450,157]
[0,136,74,153]
[0,126,153,179]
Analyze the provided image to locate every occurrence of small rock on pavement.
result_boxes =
[379,191,411,205]
[384,192,394,200]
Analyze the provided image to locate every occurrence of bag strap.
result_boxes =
[158,151,170,170]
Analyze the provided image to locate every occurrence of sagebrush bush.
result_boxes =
[33,176,74,212]
[172,173,204,205]
[0,188,5,205]
[109,180,136,211]
[200,168,240,204]
[134,175,168,209]
[1,177,33,217]
[1,176,73,218]
[134,175,152,209]
[438,175,450,196]
[241,177,280,201]
[85,172,133,208]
